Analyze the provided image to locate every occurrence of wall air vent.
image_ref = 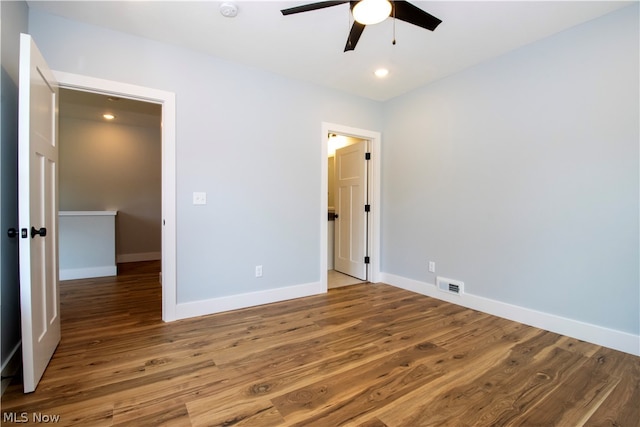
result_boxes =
[436,277,464,296]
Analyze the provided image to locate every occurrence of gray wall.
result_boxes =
[24,3,639,343]
[28,9,384,303]
[59,117,161,260]
[382,4,639,335]
[0,0,28,384]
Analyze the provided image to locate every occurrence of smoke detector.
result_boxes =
[220,2,238,18]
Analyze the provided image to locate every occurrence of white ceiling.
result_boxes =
[30,0,632,101]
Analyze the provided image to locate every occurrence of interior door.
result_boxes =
[334,140,368,280]
[18,33,60,393]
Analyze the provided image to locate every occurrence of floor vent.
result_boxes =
[436,277,464,296]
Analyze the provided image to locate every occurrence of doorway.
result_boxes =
[328,134,369,288]
[321,122,381,291]
[58,88,161,284]
[54,71,177,321]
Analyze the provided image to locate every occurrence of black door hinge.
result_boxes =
[365,152,371,160]
[364,256,370,264]
[364,204,370,212]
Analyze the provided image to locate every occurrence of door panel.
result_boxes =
[334,140,367,280]
[18,33,60,393]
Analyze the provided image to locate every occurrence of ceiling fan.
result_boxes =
[281,0,442,52]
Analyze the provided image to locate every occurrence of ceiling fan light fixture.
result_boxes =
[352,0,392,25]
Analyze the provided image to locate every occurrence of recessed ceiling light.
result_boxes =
[103,114,116,120]
[374,68,389,78]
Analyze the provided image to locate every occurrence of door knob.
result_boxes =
[334,214,339,219]
[7,228,17,238]
[30,226,47,238]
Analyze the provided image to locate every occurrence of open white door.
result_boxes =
[18,33,60,393]
[334,140,368,280]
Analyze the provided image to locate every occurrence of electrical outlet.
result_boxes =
[428,261,436,273]
[255,265,263,278]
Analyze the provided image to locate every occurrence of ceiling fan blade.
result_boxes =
[281,1,349,15]
[344,21,366,52]
[392,1,442,31]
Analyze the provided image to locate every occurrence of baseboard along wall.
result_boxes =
[175,281,325,321]
[60,266,117,281]
[1,342,22,396]
[380,272,640,357]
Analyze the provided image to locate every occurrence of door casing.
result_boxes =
[321,122,381,290]
[53,71,177,321]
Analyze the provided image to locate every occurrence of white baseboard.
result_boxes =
[117,252,161,263]
[60,266,117,280]
[380,273,640,356]
[1,341,21,396]
[175,281,326,320]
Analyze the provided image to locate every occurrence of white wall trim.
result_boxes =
[1,341,22,396]
[381,272,640,356]
[321,122,381,288]
[60,266,117,281]
[117,252,162,263]
[175,282,325,320]
[52,70,177,322]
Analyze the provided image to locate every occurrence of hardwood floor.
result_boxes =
[2,262,638,426]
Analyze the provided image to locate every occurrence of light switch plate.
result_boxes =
[193,192,207,205]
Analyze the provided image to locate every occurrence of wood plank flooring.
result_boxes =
[2,261,638,426]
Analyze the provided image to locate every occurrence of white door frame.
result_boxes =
[53,71,177,321]
[321,122,381,290]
